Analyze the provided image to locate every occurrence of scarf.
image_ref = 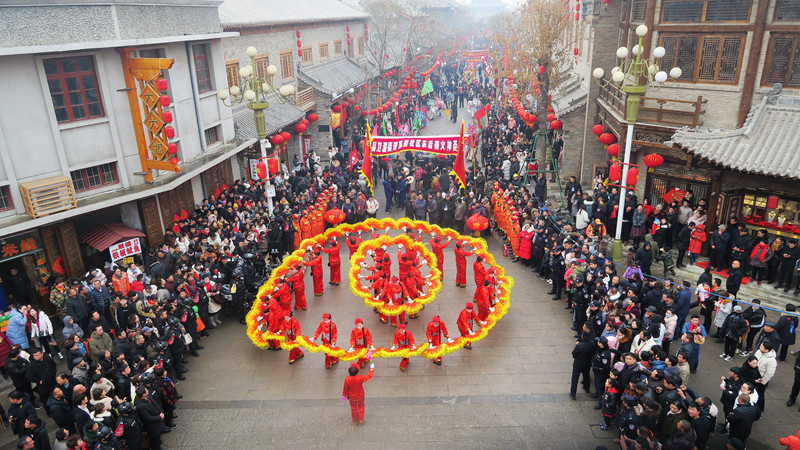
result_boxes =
[751,242,768,262]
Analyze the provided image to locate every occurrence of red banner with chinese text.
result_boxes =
[369,135,465,156]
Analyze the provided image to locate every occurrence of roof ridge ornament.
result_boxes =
[765,83,783,105]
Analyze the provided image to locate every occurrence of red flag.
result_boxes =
[349,147,360,172]
[361,123,373,192]
[450,122,466,190]
[173,214,181,223]
[222,183,228,191]
[180,209,189,220]
[214,188,221,198]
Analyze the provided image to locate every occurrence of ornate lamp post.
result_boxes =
[217,46,295,215]
[592,24,682,261]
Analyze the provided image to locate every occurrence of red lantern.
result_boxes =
[546,113,556,122]
[354,105,360,112]
[575,12,580,20]
[609,163,621,182]
[307,113,319,122]
[592,124,604,136]
[466,213,489,233]
[164,126,175,138]
[271,135,284,145]
[342,101,349,108]
[607,143,620,158]
[281,132,291,141]
[626,167,639,186]
[294,123,307,133]
[643,153,664,172]
[298,49,302,57]
[547,105,554,113]
[527,114,537,122]
[268,157,280,174]
[550,120,563,131]
[361,111,368,117]
[576,3,580,10]
[256,161,268,180]
[167,143,177,154]
[369,109,378,115]
[324,208,346,225]
[297,40,302,48]
[296,30,301,38]
[162,111,173,123]
[599,132,617,145]
[332,105,342,113]
[160,95,170,107]
[170,157,179,165]
[157,78,168,91]
[301,118,309,126]
[539,66,545,74]
[574,48,579,55]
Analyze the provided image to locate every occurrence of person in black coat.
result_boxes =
[775,239,800,291]
[72,393,92,439]
[636,241,654,276]
[725,395,759,446]
[134,386,165,450]
[709,225,730,270]
[570,331,595,400]
[25,348,57,412]
[6,349,33,401]
[7,391,36,438]
[722,306,748,359]
[726,260,744,298]
[23,415,51,450]
[775,304,799,361]
[675,222,693,268]
[46,387,75,434]
[730,226,754,269]
[687,402,711,449]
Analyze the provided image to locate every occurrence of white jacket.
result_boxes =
[756,349,777,384]
[31,312,54,338]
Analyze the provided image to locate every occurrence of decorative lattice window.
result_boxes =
[660,34,744,84]
[763,35,800,87]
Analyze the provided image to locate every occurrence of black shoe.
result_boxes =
[191,352,200,357]
[593,404,602,410]
[573,334,579,338]
[774,284,783,289]
[180,367,189,373]
[794,291,800,296]
[196,345,205,350]
[162,426,172,433]
[785,288,790,293]
[787,399,796,407]
[177,375,186,380]
[173,415,179,420]
[570,326,578,331]
[551,295,561,300]
[238,319,247,325]
[546,290,556,295]
[589,393,599,399]
[182,359,189,364]
[564,304,570,309]
[177,394,183,399]
[569,393,576,400]
[205,325,216,330]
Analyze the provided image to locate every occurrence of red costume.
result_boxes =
[266,297,285,350]
[313,313,338,368]
[286,266,306,310]
[280,315,303,363]
[345,235,362,260]
[430,237,450,277]
[397,252,413,283]
[303,250,324,296]
[426,316,450,365]
[454,244,474,287]
[349,318,373,368]
[273,280,292,311]
[381,276,408,326]
[322,240,342,285]
[342,364,374,424]
[391,325,415,371]
[475,282,494,321]
[457,303,482,349]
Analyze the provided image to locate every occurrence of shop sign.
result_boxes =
[0,232,42,262]
[109,238,141,261]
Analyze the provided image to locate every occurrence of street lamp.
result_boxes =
[592,24,681,261]
[217,46,296,215]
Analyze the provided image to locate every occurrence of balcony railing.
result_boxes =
[598,81,706,128]
[295,86,315,111]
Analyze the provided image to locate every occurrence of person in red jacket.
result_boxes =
[430,235,451,278]
[302,246,324,296]
[780,428,800,450]
[475,279,495,321]
[345,233,362,260]
[342,362,374,425]
[426,315,452,365]
[349,318,373,368]
[266,296,285,350]
[397,251,413,283]
[272,278,292,311]
[454,242,474,287]
[391,324,416,371]
[321,238,342,285]
[473,256,487,299]
[360,265,386,320]
[313,313,338,369]
[286,265,306,310]
[280,314,303,364]
[381,276,408,326]
[457,302,485,349]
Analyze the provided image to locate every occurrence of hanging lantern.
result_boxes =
[342,101,349,108]
[626,167,639,186]
[546,113,556,122]
[574,48,579,56]
[607,143,620,158]
[547,105,554,113]
[550,120,563,130]
[167,143,177,154]
[297,40,302,48]
[539,66,545,74]
[369,109,378,115]
[592,124,604,136]
[164,126,175,138]
[324,208,346,225]
[170,157,179,165]
[157,78,168,91]
[307,113,319,122]
[298,49,302,57]
[256,161,268,180]
[268,157,280,174]
[280,131,291,141]
[271,135,284,146]
[294,123,307,133]
[300,118,309,126]
[360,111,368,117]
[162,111,173,123]
[332,104,342,113]
[609,163,621,182]
[599,132,617,146]
[296,30,301,38]
[466,213,489,236]
[643,153,664,172]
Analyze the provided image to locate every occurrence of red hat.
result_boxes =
[391,276,399,282]
[355,318,363,325]
[322,313,331,319]
[433,316,440,324]
[397,323,405,330]
[465,302,473,309]
[350,363,359,368]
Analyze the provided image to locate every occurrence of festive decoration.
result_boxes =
[549,120,563,131]
[767,195,780,210]
[307,113,319,122]
[267,157,280,174]
[332,104,342,113]
[294,123,307,133]
[256,161,267,179]
[599,132,617,146]
[607,143,620,158]
[245,218,514,360]
[592,124,604,136]
[466,213,489,236]
[270,135,284,146]
[609,163,621,182]
[626,167,639,186]
[323,208,346,225]
[643,153,663,172]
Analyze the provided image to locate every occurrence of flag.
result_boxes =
[474,104,489,129]
[330,112,342,129]
[420,78,433,96]
[450,121,466,190]
[349,145,360,172]
[361,123,374,192]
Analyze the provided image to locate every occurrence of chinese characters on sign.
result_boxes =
[108,238,142,261]
[0,233,41,262]
[368,135,465,156]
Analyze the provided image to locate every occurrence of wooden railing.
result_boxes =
[597,81,706,128]
[20,175,77,218]
[295,86,315,110]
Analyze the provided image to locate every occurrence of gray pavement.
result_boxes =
[0,106,797,449]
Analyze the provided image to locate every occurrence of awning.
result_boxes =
[233,96,305,140]
[79,223,145,252]
[299,57,373,96]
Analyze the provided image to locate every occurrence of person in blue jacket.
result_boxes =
[6,305,29,349]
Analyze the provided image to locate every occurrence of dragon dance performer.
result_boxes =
[390,324,416,371]
[345,232,363,260]
[281,313,303,364]
[313,313,338,369]
[430,235,451,278]
[380,276,409,327]
[322,238,342,286]
[286,265,307,311]
[473,256,487,300]
[454,241,474,287]
[349,318,374,368]
[302,245,324,296]
[457,302,486,349]
[426,315,452,366]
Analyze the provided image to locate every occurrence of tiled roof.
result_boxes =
[219,0,367,28]
[298,56,371,96]
[669,90,800,180]
[233,96,305,139]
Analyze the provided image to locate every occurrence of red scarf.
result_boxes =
[751,242,768,262]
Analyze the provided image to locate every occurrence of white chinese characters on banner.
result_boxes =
[108,238,141,261]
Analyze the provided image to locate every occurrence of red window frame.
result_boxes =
[0,186,13,211]
[43,56,105,123]
[71,163,119,193]
[192,44,212,93]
